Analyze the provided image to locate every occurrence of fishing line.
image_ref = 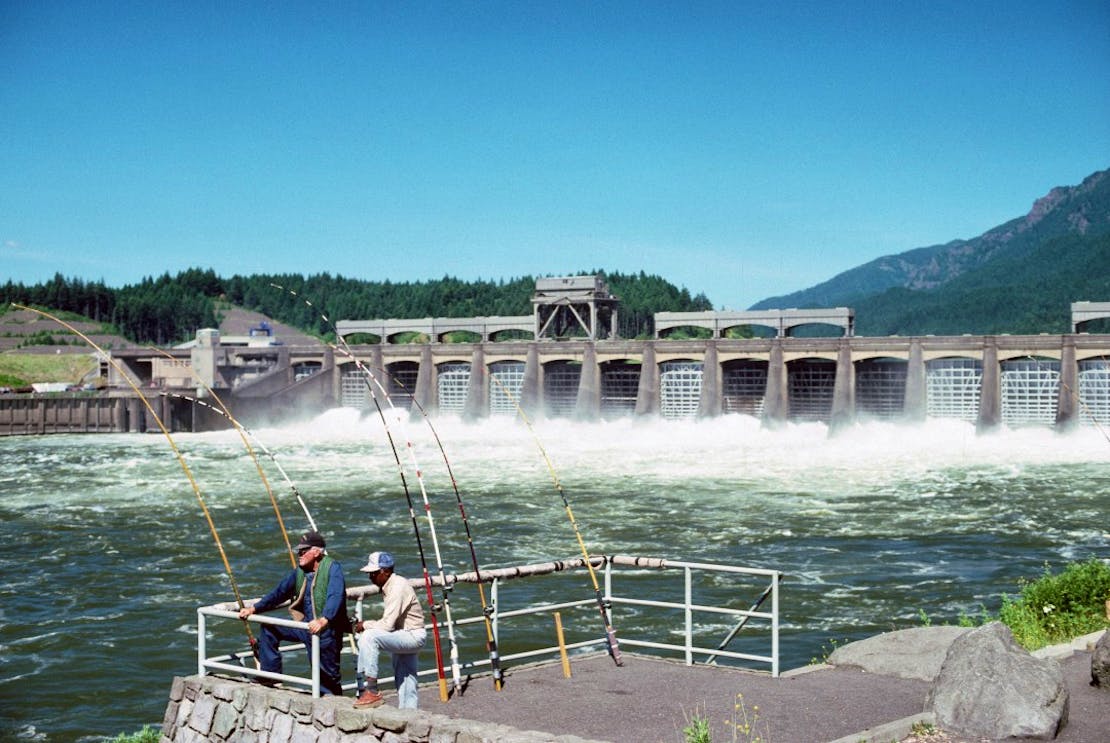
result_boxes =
[1023,354,1110,445]
[159,390,360,657]
[11,303,260,656]
[487,372,623,666]
[158,391,319,532]
[269,283,458,701]
[370,365,504,690]
[149,347,296,567]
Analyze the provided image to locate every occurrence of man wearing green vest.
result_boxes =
[239,530,350,695]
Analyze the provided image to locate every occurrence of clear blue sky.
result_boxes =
[3,1,1108,310]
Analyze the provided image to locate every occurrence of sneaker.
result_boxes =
[354,689,384,708]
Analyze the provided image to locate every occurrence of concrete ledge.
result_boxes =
[826,712,934,743]
[160,675,610,743]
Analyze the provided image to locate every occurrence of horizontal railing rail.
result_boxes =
[196,554,781,696]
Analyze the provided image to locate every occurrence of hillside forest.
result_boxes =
[0,269,713,345]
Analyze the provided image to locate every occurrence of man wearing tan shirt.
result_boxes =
[353,551,427,709]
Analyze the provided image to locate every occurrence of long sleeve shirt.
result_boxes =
[255,559,348,625]
[369,573,425,632]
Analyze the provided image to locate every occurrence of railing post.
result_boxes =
[771,572,780,677]
[197,609,207,677]
[684,566,693,665]
[492,578,500,649]
[311,634,321,697]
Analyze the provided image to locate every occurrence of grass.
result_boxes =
[106,726,159,743]
[919,557,1110,651]
[681,693,770,743]
[0,352,99,388]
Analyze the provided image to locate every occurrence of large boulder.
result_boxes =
[1092,631,1110,689]
[828,625,971,681]
[927,621,1068,740]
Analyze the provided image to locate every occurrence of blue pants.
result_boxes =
[357,627,426,709]
[257,624,343,696]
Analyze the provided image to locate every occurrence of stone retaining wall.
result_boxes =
[160,676,608,743]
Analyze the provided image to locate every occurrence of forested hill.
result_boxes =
[0,270,711,345]
[751,168,1110,334]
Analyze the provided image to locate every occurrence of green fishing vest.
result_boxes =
[291,555,335,623]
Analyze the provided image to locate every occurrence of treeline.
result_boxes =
[1,269,712,344]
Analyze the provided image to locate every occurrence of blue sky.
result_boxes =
[3,1,1108,310]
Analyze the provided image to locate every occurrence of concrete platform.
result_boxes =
[399,646,1106,743]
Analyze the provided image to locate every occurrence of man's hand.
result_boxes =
[307,616,328,634]
[239,606,256,620]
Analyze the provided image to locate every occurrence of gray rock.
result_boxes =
[927,621,1069,740]
[1092,630,1110,689]
[828,625,970,681]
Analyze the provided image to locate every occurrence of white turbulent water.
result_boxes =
[1,412,1109,741]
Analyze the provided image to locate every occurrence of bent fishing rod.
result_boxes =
[149,347,296,568]
[158,391,318,533]
[487,372,623,666]
[270,283,458,700]
[11,303,260,657]
[366,364,504,691]
[159,389,368,658]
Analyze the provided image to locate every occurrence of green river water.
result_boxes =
[1,411,1108,741]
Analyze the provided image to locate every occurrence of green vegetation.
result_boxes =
[3,268,712,345]
[680,693,770,743]
[996,558,1110,649]
[106,726,159,743]
[0,353,98,388]
[681,706,711,743]
[854,231,1110,335]
[920,558,1110,651]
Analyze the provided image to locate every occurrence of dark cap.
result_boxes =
[295,531,326,550]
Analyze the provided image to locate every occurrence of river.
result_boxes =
[2,411,1108,741]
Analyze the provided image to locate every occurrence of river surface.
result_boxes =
[2,411,1108,741]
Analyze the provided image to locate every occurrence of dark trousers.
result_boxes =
[257,624,343,695]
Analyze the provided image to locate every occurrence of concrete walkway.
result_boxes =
[390,631,1108,743]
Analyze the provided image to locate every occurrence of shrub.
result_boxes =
[1000,558,1110,650]
[107,726,159,743]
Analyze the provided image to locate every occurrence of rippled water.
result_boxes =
[2,411,1108,741]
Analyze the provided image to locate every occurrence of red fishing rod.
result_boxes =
[368,364,504,690]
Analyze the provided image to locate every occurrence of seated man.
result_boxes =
[354,551,427,709]
[239,531,350,695]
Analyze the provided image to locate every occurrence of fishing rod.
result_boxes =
[270,283,458,701]
[11,303,260,657]
[159,391,318,532]
[149,347,296,568]
[487,371,623,666]
[367,364,504,690]
[159,389,368,662]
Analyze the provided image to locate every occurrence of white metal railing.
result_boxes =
[197,608,324,695]
[195,555,781,695]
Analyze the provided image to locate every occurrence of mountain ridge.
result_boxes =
[751,168,1110,319]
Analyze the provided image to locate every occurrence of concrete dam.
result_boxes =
[2,279,1109,434]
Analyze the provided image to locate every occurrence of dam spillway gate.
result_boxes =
[330,335,1110,432]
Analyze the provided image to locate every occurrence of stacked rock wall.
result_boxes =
[161,676,606,743]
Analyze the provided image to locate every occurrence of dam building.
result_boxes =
[4,285,1109,435]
